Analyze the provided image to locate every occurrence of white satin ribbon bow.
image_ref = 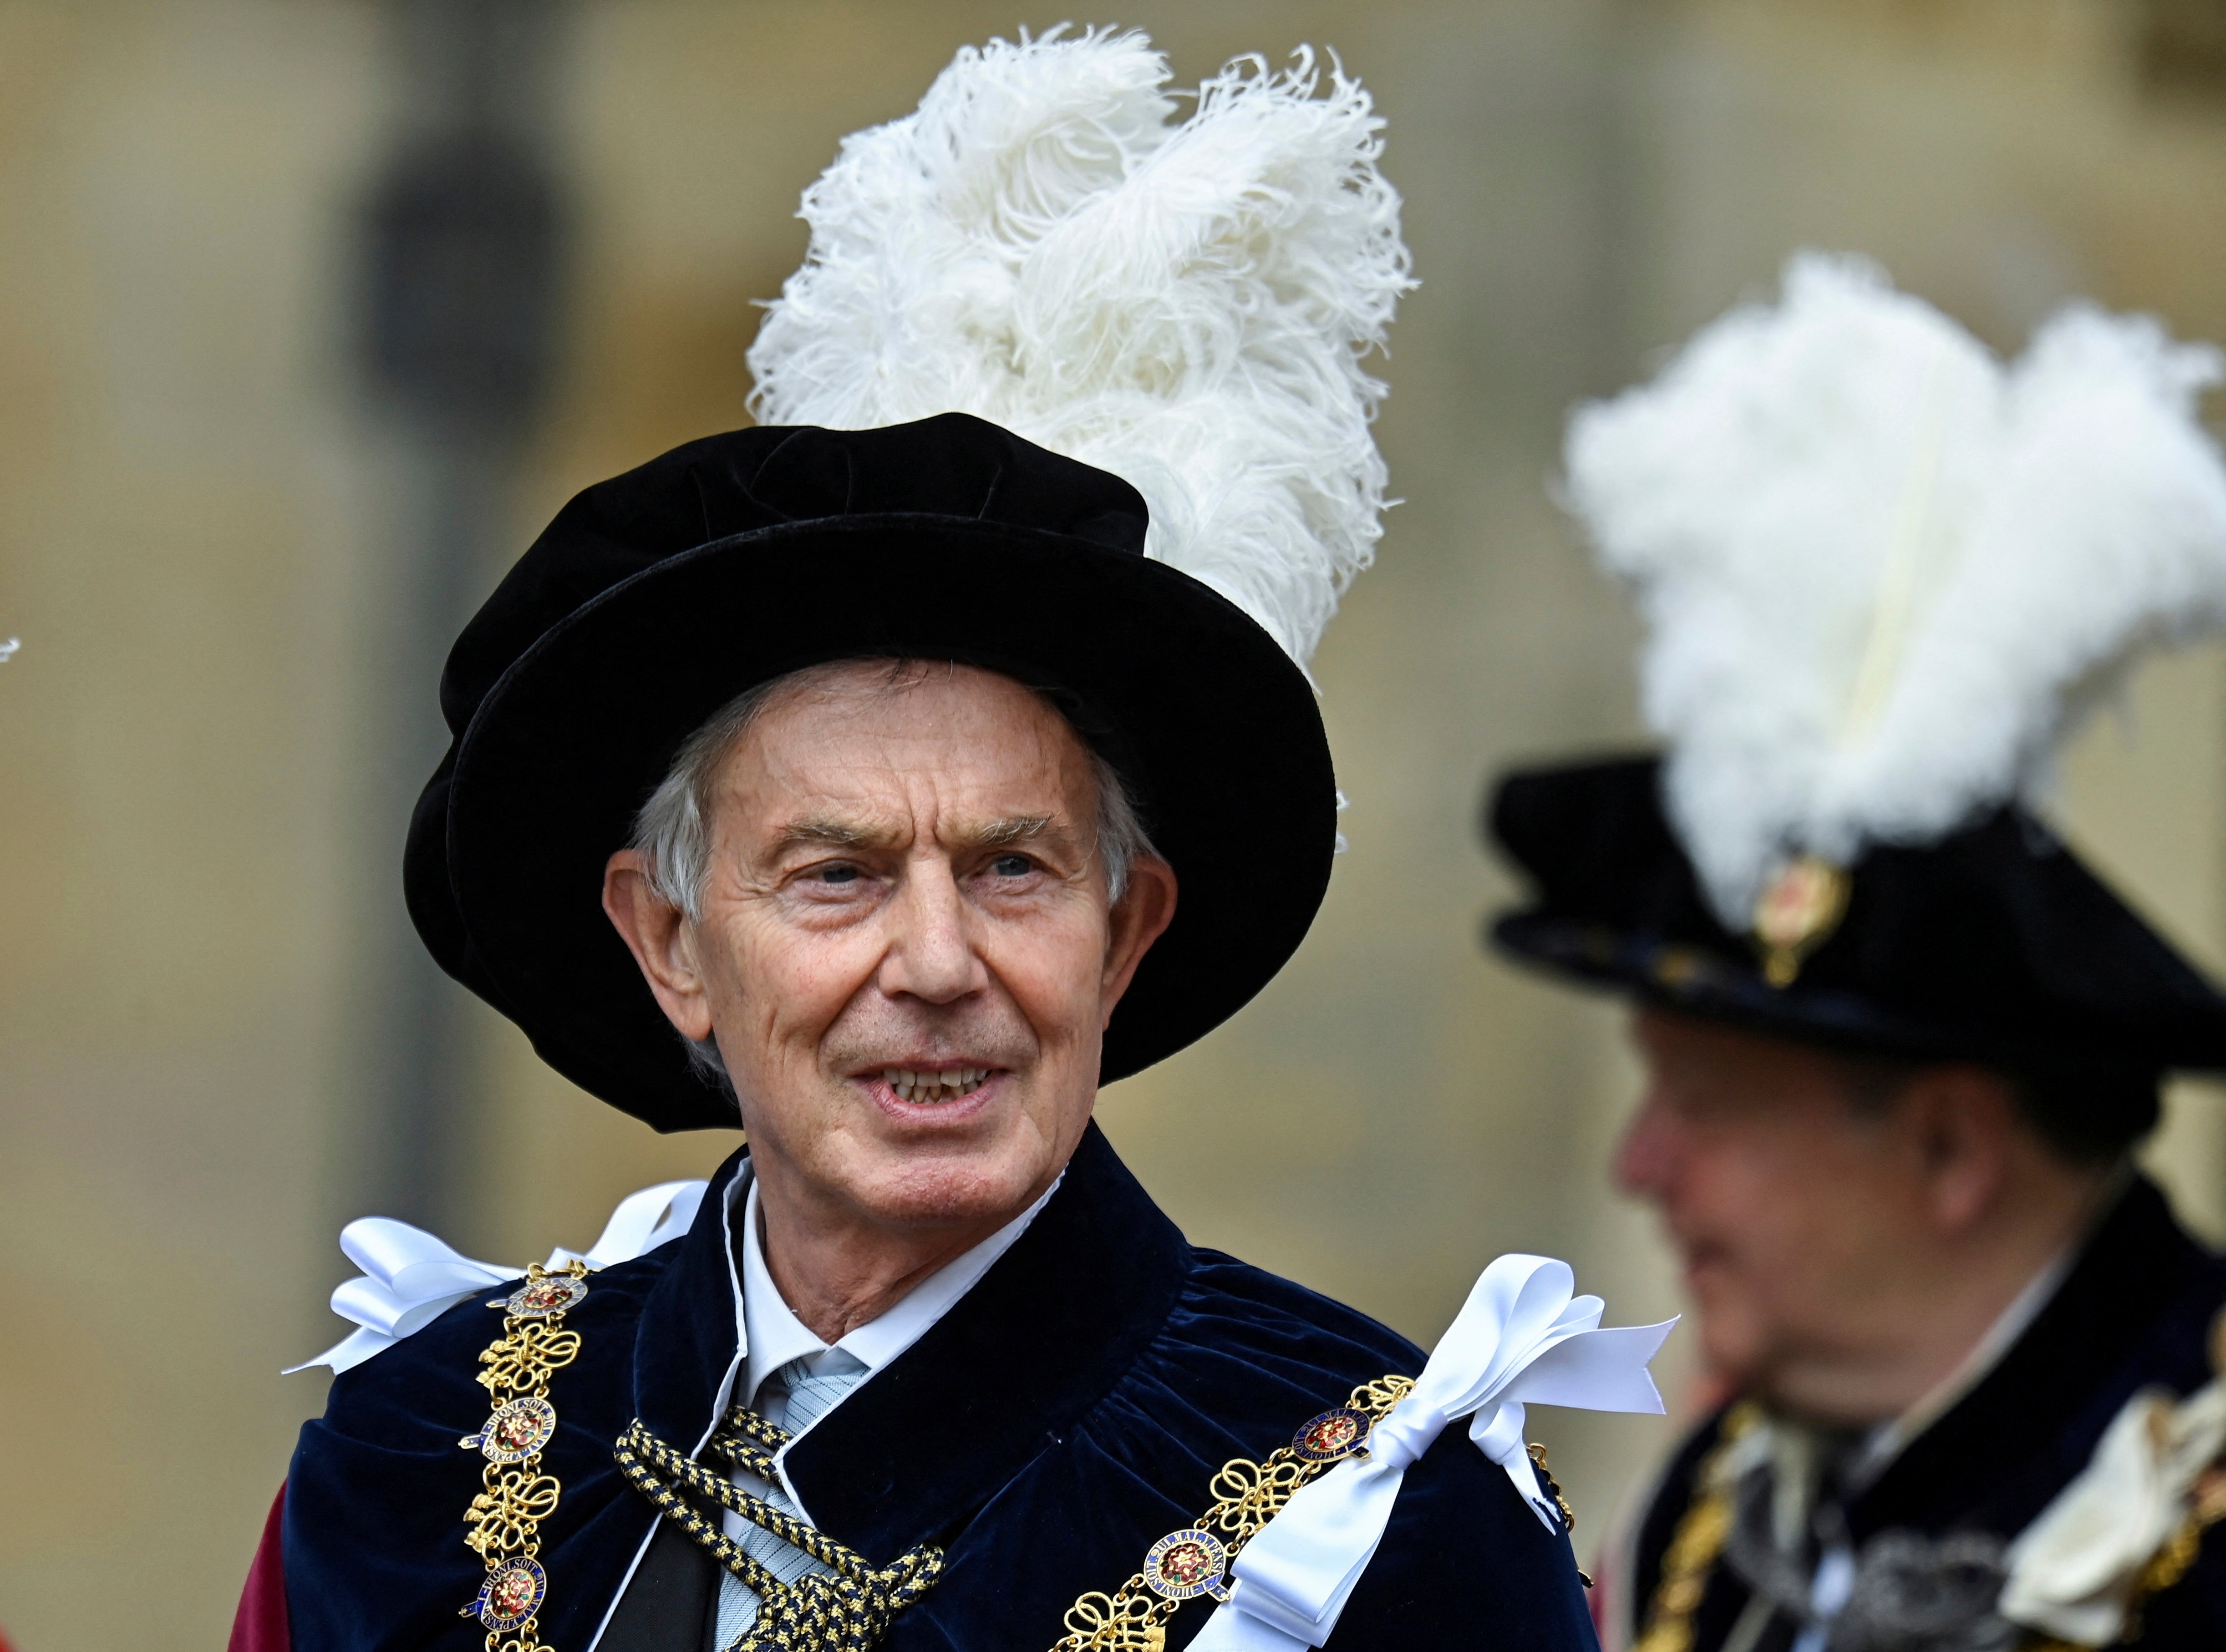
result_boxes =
[285,1180,709,1375]
[1191,1253,1677,1652]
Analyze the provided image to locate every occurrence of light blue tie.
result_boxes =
[710,1353,870,1651]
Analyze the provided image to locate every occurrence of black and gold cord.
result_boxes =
[614,1408,944,1652]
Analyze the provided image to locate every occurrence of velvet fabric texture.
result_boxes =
[1622,1177,2226,1651]
[1486,755,2226,1080]
[405,414,1336,1131]
[280,1125,1597,1652]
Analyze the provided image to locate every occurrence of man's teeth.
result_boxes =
[882,1066,991,1105]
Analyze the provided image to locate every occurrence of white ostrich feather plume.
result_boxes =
[1564,252,2226,926]
[747,26,1412,665]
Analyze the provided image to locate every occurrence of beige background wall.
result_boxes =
[5,2,2226,1646]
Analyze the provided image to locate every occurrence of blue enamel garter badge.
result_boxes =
[1291,1405,1371,1463]
[1141,1528,1232,1602]
[470,1556,547,1631]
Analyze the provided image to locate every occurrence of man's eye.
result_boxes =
[813,864,862,885]
[991,854,1034,878]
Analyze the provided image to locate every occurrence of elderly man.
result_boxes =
[230,30,1626,1652]
[244,418,1593,1652]
[1485,255,2226,1650]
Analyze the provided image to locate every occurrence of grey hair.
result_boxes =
[628,659,1158,1087]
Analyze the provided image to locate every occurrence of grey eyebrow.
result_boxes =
[771,818,894,853]
[765,814,1065,856]
[966,815,1057,848]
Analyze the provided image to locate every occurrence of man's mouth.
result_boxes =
[880,1066,993,1105]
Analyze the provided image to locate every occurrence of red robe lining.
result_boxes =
[229,1482,290,1652]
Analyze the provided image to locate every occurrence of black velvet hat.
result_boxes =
[406,414,1336,1131]
[1490,255,2226,1141]
[1486,755,2226,1079]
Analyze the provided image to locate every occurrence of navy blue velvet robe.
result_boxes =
[1625,1176,2226,1650]
[283,1125,1598,1650]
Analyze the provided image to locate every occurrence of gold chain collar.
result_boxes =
[454,1260,593,1652]
[1050,1375,1418,1652]
[440,1301,1578,1652]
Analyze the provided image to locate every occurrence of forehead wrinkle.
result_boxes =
[717,677,1101,864]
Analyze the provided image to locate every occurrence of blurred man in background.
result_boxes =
[1486,254,2226,1649]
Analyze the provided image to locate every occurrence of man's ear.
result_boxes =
[603,850,715,1042]
[1099,855,1178,1024]
[1907,1065,2019,1235]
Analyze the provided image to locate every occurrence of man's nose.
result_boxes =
[1612,1089,1680,1202]
[876,858,989,1003]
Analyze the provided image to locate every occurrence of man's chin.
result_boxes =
[1685,1275,1774,1397]
[1696,1325,1772,1399]
[835,1145,1056,1233]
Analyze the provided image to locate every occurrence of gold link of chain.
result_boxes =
[1049,1374,1415,1652]
[456,1260,592,1652]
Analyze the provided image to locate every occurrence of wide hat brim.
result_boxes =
[411,512,1333,1131]
[1484,755,2226,1075]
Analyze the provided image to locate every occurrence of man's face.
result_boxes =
[628,664,1172,1240]
[1615,1010,1938,1408]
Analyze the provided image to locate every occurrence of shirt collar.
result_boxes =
[737,1162,1063,1411]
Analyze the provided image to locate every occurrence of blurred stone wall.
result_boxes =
[5,2,2226,1645]
[0,3,390,1644]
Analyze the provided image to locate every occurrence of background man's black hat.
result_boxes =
[1482,256,2226,1137]
[406,414,1337,1131]
[1486,755,2226,1080]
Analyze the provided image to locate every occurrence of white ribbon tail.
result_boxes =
[285,1180,710,1376]
[283,1324,399,1377]
[550,1179,708,1269]
[1497,1318,1678,1415]
[1469,1318,1676,1530]
[1189,1593,1313,1652]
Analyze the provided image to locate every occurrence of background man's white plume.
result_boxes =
[1563,252,2226,925]
[748,26,1412,665]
